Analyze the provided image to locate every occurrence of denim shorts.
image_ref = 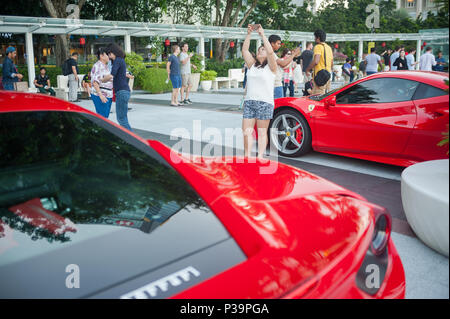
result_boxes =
[170,75,182,89]
[243,100,274,120]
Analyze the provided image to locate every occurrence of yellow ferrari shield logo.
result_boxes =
[308,104,315,112]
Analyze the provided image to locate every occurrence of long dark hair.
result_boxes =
[253,46,268,69]
[106,43,126,59]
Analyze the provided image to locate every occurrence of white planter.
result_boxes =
[200,80,212,91]
[401,159,449,256]
[190,73,201,92]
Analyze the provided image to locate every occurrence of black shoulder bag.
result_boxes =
[314,44,331,87]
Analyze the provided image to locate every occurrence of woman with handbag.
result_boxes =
[393,50,409,71]
[90,48,114,118]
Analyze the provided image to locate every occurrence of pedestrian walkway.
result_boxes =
[78,86,403,181]
[130,81,346,111]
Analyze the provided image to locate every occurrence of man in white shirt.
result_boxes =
[365,48,383,75]
[269,34,300,99]
[390,46,401,71]
[406,48,417,70]
[420,47,437,71]
[179,42,197,105]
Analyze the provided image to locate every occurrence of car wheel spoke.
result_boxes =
[292,123,302,131]
[281,115,290,130]
[289,136,301,149]
[281,137,290,152]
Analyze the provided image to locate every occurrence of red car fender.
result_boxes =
[149,141,404,299]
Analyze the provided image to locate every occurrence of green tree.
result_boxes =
[433,0,449,13]
[81,0,167,22]
[248,0,296,30]
[212,0,261,62]
[165,0,205,24]
[41,0,88,67]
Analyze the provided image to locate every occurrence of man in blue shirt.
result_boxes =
[434,51,447,72]
[2,47,23,91]
[103,43,132,131]
[166,44,182,106]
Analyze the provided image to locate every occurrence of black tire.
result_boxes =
[269,108,312,157]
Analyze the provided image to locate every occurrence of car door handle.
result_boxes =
[394,120,408,126]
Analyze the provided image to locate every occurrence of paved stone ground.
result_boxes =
[72,86,449,299]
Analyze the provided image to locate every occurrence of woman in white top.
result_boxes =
[242,24,278,159]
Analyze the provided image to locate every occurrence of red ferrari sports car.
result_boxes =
[271,71,449,167]
[0,92,405,299]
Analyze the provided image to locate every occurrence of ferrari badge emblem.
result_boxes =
[308,104,315,112]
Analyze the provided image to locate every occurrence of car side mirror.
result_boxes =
[326,96,336,107]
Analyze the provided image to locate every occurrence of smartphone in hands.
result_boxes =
[251,24,261,31]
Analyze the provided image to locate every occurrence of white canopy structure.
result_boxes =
[1,15,448,87]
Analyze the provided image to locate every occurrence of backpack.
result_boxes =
[313,44,331,87]
[359,60,367,72]
[62,59,71,76]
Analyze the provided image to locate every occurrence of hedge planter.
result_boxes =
[200,80,212,91]
[401,159,449,256]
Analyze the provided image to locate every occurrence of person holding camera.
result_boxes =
[305,29,333,95]
[268,35,300,99]
[241,24,278,159]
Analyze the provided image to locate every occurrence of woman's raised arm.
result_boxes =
[242,25,256,69]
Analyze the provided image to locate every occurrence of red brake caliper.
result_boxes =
[295,122,303,144]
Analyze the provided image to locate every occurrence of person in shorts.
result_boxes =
[166,44,182,106]
[241,24,278,159]
[179,42,197,105]
[305,29,333,95]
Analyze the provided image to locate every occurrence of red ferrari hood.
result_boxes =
[150,140,376,298]
[148,140,360,203]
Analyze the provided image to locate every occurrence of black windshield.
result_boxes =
[308,85,345,101]
[0,110,248,299]
[0,111,205,250]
